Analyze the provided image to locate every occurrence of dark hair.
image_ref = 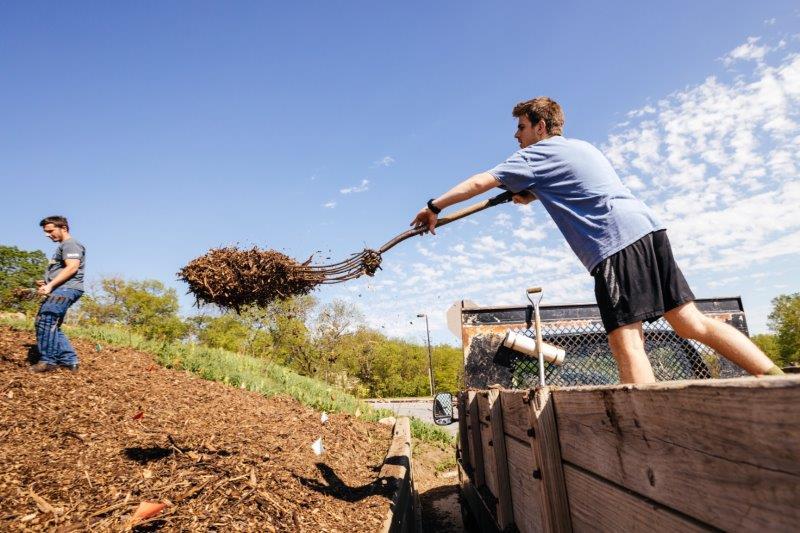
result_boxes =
[512,97,565,136]
[39,215,69,231]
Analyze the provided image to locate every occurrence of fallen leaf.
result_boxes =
[130,501,166,525]
[132,411,144,420]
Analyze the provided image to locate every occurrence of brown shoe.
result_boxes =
[29,362,57,373]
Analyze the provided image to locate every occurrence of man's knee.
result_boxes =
[666,307,709,339]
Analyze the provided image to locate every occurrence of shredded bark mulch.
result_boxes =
[178,247,324,310]
[0,326,392,531]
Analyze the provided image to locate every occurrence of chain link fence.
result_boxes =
[501,317,744,388]
[464,298,749,389]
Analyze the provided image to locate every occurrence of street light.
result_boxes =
[417,313,435,397]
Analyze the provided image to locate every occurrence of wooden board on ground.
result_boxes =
[553,376,800,531]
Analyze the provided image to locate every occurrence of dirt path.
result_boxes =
[0,325,392,531]
[412,441,464,532]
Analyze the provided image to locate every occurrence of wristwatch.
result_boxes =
[427,199,441,215]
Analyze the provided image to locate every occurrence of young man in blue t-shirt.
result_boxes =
[410,97,781,383]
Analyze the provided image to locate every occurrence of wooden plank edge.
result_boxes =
[553,374,800,394]
[380,417,414,533]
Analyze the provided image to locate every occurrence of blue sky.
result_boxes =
[2,2,799,345]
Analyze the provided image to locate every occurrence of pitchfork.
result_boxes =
[300,190,515,283]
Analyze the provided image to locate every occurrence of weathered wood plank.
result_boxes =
[554,376,800,531]
[529,387,571,533]
[457,392,470,479]
[564,465,710,532]
[466,391,485,488]
[477,392,500,502]
[505,434,543,533]
[379,417,414,533]
[487,389,514,529]
[500,390,531,443]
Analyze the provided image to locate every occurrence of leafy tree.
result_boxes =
[80,277,188,341]
[313,299,364,380]
[190,314,251,353]
[0,245,48,314]
[767,293,800,366]
[751,333,779,362]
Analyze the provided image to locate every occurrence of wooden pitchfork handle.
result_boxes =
[378,190,516,254]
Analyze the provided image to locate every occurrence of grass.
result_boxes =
[1,317,454,444]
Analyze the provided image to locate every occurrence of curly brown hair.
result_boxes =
[512,97,564,136]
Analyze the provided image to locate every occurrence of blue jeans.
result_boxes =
[35,287,83,365]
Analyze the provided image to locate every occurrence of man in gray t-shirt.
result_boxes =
[31,215,86,373]
[410,96,780,383]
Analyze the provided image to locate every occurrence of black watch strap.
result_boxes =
[427,199,441,215]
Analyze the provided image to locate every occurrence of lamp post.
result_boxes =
[417,313,435,397]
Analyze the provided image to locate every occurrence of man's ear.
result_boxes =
[537,119,548,135]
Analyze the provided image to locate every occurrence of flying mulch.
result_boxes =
[178,247,321,310]
[177,246,383,310]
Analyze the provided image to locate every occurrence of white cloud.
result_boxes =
[323,200,336,208]
[494,212,512,228]
[720,37,771,67]
[340,179,370,194]
[373,156,396,167]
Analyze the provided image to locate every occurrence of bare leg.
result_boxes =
[607,322,656,384]
[664,302,774,375]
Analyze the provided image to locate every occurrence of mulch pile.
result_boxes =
[178,247,325,310]
[0,325,393,531]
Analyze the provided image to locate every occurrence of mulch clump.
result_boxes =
[178,247,325,310]
[0,326,393,531]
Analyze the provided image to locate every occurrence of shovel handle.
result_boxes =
[378,190,515,254]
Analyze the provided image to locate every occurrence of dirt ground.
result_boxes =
[412,441,464,532]
[0,325,393,531]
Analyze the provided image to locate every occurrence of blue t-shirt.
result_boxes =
[488,136,664,272]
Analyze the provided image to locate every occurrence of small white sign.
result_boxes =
[311,437,324,456]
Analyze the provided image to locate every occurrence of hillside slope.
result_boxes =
[0,325,392,531]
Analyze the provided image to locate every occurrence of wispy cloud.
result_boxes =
[323,200,337,208]
[720,36,771,66]
[373,156,396,167]
[340,179,370,194]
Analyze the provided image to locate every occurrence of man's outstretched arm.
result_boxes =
[410,172,500,234]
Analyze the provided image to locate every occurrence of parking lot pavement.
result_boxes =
[366,398,459,436]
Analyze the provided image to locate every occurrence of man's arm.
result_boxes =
[38,259,79,295]
[410,172,500,234]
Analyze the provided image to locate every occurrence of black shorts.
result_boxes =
[592,230,695,333]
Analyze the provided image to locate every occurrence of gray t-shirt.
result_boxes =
[45,238,86,291]
[488,136,664,272]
